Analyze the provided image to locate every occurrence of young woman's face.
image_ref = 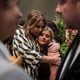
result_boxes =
[38,30,51,46]
[30,20,45,37]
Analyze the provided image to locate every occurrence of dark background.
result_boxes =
[20,0,57,20]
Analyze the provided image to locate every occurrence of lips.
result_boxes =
[40,39,46,43]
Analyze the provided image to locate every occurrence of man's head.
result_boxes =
[55,0,80,30]
[24,10,46,37]
[0,0,22,41]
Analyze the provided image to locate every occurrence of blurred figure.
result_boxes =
[55,0,80,80]
[0,0,32,80]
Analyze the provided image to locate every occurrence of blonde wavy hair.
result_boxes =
[23,10,46,34]
[41,26,54,42]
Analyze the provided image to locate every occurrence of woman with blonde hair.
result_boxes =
[12,10,61,80]
[37,26,60,80]
[23,10,46,34]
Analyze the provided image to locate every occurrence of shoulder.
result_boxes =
[13,26,26,41]
[0,60,32,80]
[16,26,24,35]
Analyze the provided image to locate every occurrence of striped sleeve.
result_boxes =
[12,28,42,65]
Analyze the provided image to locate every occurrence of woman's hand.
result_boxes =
[9,55,22,65]
[48,42,60,53]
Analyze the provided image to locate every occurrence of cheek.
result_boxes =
[38,37,45,45]
[4,14,17,30]
[45,38,50,43]
[76,1,80,13]
[0,10,18,40]
[38,37,42,42]
[76,2,80,21]
[3,19,16,36]
[3,12,17,36]
[62,4,72,17]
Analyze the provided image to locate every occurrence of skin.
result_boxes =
[0,0,22,41]
[38,28,60,80]
[38,30,51,46]
[38,27,60,63]
[55,0,80,30]
[38,28,60,53]
[0,0,22,64]
[30,20,45,37]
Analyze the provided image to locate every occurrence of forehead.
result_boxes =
[42,30,51,35]
[35,20,45,27]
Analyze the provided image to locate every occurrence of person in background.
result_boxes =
[37,27,60,80]
[0,0,32,80]
[55,0,80,80]
[12,10,61,80]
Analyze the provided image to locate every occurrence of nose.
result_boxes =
[19,11,23,19]
[41,35,46,40]
[55,4,62,15]
[17,8,23,19]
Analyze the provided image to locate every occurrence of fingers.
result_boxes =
[48,52,59,56]
[48,43,60,53]
[9,56,17,63]
[13,55,22,65]
[9,55,22,65]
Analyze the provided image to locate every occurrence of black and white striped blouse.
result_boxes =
[12,25,42,80]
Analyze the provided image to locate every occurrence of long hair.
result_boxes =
[23,10,46,34]
[41,26,54,42]
[47,20,62,44]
